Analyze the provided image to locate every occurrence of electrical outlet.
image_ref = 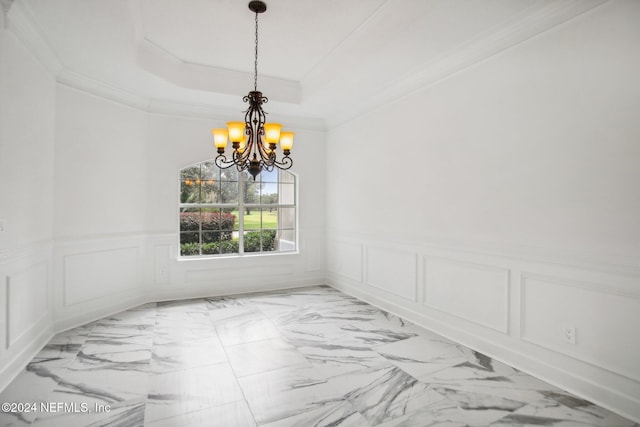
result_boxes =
[563,325,577,345]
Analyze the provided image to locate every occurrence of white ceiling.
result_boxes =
[13,0,606,125]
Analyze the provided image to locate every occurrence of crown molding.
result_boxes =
[323,0,609,128]
[56,69,150,111]
[5,0,62,75]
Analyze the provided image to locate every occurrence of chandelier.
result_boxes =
[212,0,294,180]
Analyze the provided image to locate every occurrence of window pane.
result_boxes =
[201,208,235,241]
[202,238,221,255]
[279,183,294,205]
[243,178,260,204]
[222,207,239,231]
[262,208,277,229]
[180,240,201,256]
[180,179,200,203]
[179,208,200,233]
[221,240,239,254]
[243,230,260,252]
[180,232,199,245]
[221,168,238,182]
[181,165,201,181]
[201,208,219,230]
[243,207,261,230]
[278,229,296,252]
[201,179,218,203]
[201,162,219,180]
[280,170,295,184]
[261,168,278,183]
[219,178,239,204]
[243,230,276,253]
[278,207,295,230]
[261,182,278,204]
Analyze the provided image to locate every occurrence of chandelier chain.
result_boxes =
[254,11,259,91]
[214,1,293,180]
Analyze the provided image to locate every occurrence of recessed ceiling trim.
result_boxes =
[136,38,301,104]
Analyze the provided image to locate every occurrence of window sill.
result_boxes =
[176,250,300,262]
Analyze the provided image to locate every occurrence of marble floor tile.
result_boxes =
[212,308,282,346]
[375,336,469,379]
[419,354,563,405]
[146,400,256,427]
[238,364,346,425]
[52,363,150,404]
[296,339,390,378]
[145,362,244,423]
[150,336,227,374]
[490,390,639,427]
[260,400,369,427]
[373,397,467,427]
[0,285,636,427]
[31,397,145,427]
[330,363,447,425]
[204,295,245,310]
[339,322,420,347]
[224,337,309,377]
[153,312,215,344]
[0,412,31,427]
[0,364,65,423]
[49,323,97,345]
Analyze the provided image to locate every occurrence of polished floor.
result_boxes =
[0,285,636,427]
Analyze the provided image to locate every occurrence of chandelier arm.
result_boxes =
[215,154,239,170]
[270,156,293,170]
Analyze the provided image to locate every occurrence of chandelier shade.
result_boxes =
[212,1,294,180]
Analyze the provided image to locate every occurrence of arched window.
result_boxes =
[179,161,296,257]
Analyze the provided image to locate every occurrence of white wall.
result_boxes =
[50,86,326,329]
[326,1,640,421]
[0,18,56,390]
[144,112,326,302]
[52,85,149,327]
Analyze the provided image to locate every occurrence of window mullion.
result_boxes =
[238,179,244,255]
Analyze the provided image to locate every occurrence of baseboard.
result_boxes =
[328,279,640,424]
[0,320,54,393]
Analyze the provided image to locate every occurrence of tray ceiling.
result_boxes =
[12,0,606,125]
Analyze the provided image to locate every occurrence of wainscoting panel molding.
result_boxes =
[521,273,640,383]
[366,245,417,301]
[326,231,640,422]
[6,262,49,349]
[327,240,363,283]
[304,237,324,272]
[154,244,171,284]
[63,246,140,307]
[0,241,54,394]
[424,256,510,333]
[184,263,295,283]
